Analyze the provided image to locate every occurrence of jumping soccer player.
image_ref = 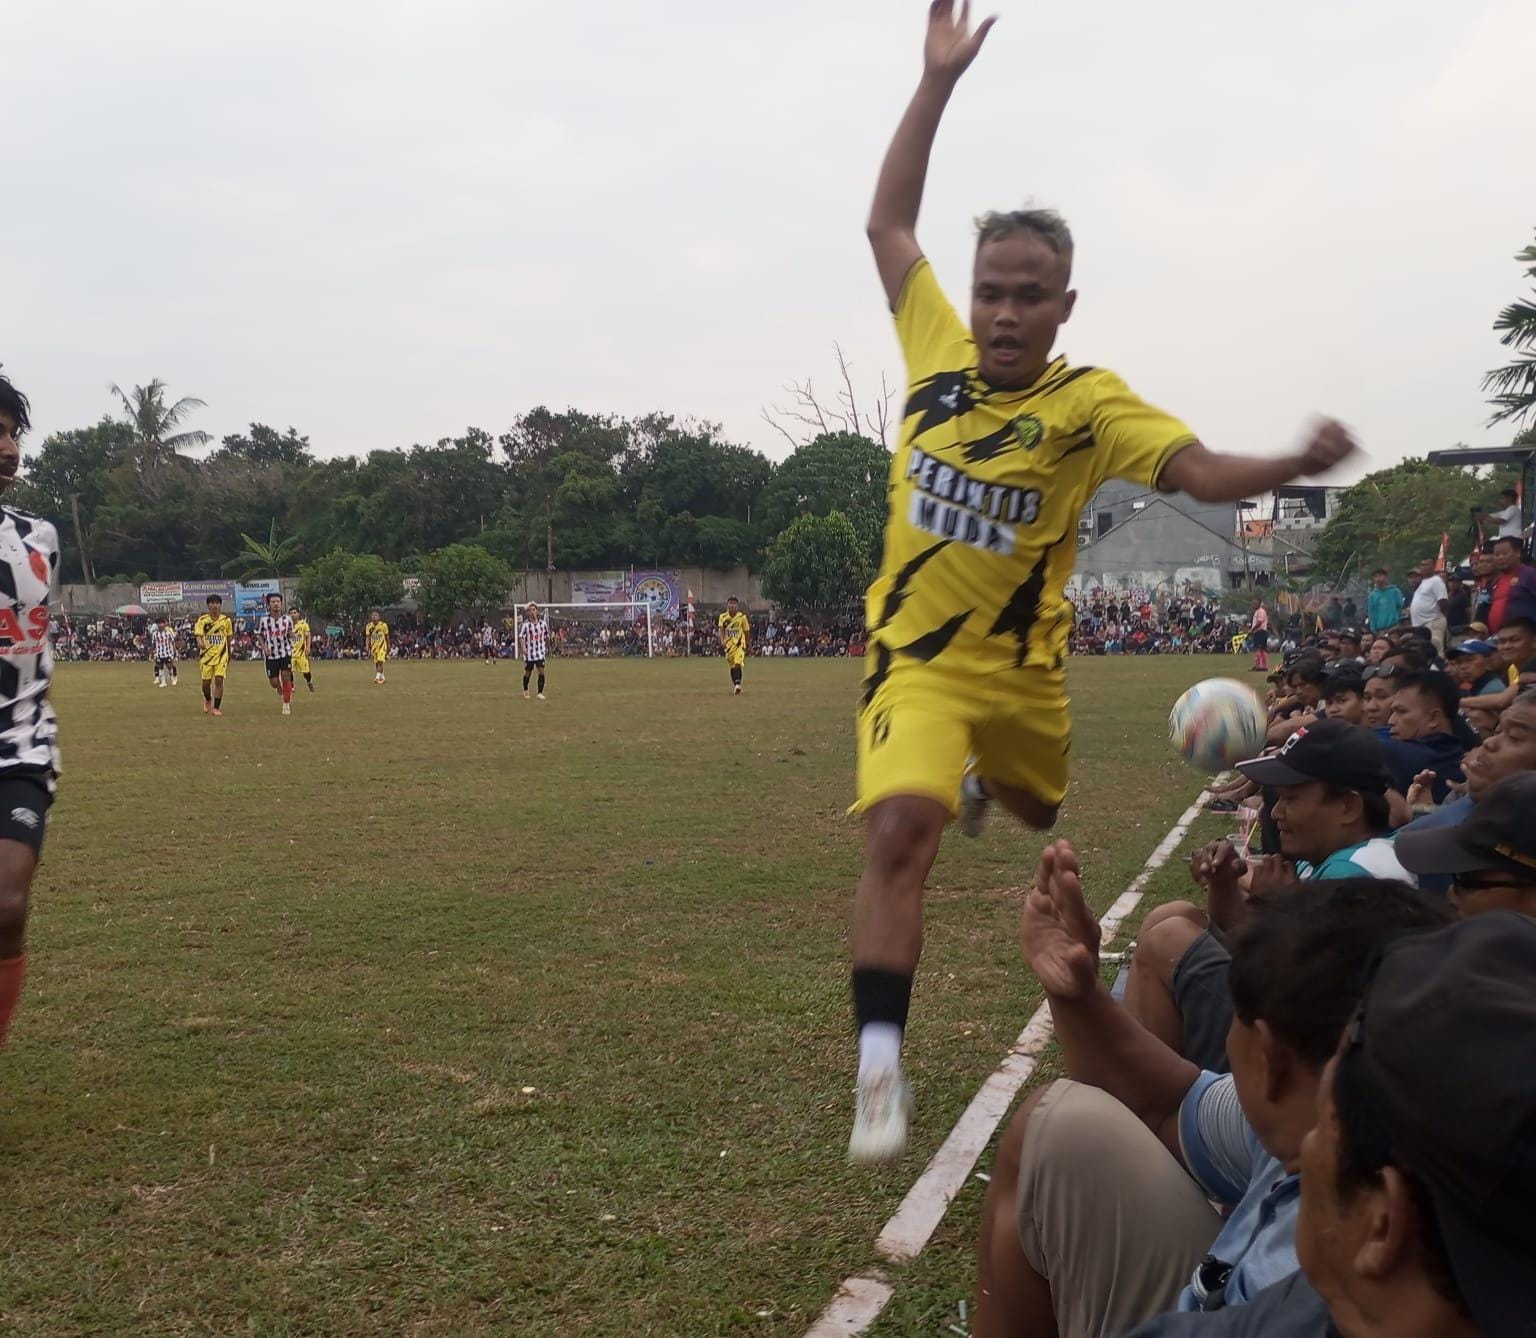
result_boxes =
[290,605,315,692]
[847,0,1358,1164]
[480,619,497,664]
[364,609,389,684]
[194,594,234,716]
[0,373,63,1055]
[717,596,750,694]
[151,615,178,687]
[519,602,548,700]
[258,592,297,716]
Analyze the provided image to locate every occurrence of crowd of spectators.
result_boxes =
[1069,592,1246,655]
[971,536,1536,1335]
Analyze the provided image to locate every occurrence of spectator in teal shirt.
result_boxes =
[1366,568,1404,632]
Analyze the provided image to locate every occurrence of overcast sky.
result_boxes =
[7,0,1533,481]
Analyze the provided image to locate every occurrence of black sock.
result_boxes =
[214,696,222,709]
[537,672,546,694]
[203,684,212,702]
[523,669,532,690]
[852,967,914,1031]
[303,672,312,684]
[730,666,742,686]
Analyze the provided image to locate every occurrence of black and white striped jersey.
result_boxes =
[258,613,296,659]
[0,510,61,788]
[151,627,177,660]
[519,618,549,662]
[480,625,496,647]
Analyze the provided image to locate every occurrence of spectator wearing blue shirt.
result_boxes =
[973,853,1450,1338]
[1383,671,1467,802]
[1366,568,1404,633]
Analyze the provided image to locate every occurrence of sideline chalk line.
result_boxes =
[803,790,1212,1338]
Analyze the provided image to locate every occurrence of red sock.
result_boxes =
[282,681,293,704]
[0,954,27,1051]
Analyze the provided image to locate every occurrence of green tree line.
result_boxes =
[13,394,891,587]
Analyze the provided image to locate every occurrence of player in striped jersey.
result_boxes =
[480,620,498,664]
[258,591,297,716]
[519,602,549,700]
[151,615,178,687]
[0,373,62,1054]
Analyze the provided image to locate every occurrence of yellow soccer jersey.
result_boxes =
[194,612,234,662]
[866,260,1197,678]
[292,619,311,658]
[365,619,389,659]
[718,611,749,653]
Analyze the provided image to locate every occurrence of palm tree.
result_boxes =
[1483,235,1536,426]
[109,378,213,480]
[224,519,300,580]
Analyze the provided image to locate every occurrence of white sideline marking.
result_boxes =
[804,790,1212,1336]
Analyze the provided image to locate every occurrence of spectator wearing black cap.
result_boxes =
[977,858,1452,1338]
[1292,911,1536,1336]
[1394,772,1536,918]
[1383,671,1467,803]
[1122,722,1411,1076]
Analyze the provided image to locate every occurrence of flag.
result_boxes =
[1435,533,1449,573]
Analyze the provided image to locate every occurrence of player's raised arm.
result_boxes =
[866,0,996,309]
[1159,419,1359,503]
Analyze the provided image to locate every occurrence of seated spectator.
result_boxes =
[1263,657,1327,743]
[1123,721,1410,1074]
[1447,637,1505,697]
[1360,666,1397,739]
[1396,772,1536,917]
[975,854,1450,1338]
[1464,616,1536,732]
[1383,671,1467,802]
[1119,911,1536,1337]
[1319,671,1365,726]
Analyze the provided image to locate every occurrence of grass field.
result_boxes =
[1,654,1238,1335]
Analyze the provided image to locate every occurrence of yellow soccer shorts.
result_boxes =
[726,646,746,669]
[855,661,1071,818]
[199,653,230,682]
[292,652,310,675]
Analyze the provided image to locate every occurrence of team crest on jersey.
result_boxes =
[1011,414,1044,451]
[26,548,48,584]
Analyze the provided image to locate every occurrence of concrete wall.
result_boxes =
[503,568,766,611]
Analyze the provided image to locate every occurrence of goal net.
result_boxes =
[514,601,656,659]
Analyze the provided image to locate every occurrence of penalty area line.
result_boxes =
[803,789,1213,1338]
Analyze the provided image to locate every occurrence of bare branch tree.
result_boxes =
[761,344,896,448]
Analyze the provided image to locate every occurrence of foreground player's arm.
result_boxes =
[1019,841,1198,1165]
[1159,420,1357,503]
[866,1,996,309]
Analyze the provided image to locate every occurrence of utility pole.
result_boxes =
[69,494,95,585]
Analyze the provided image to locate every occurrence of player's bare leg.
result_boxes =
[848,793,947,1164]
[0,840,41,1052]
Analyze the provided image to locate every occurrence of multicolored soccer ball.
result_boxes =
[1169,678,1266,772]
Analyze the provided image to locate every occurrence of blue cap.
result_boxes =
[1449,639,1495,656]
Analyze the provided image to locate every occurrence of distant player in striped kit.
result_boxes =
[257,591,297,716]
[151,615,178,687]
[519,602,549,700]
[480,620,497,664]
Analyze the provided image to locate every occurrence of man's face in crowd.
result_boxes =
[1463,699,1536,801]
[970,232,1075,390]
[1318,643,1339,664]
[1289,675,1322,709]
[1389,685,1443,741]
[1496,622,1535,671]
[0,410,19,494]
[1366,638,1389,666]
[1272,781,1362,865]
[1323,689,1364,726]
[1363,677,1396,727]
[1371,571,1387,588]
[1474,551,1494,578]
[1493,539,1522,574]
[1447,652,1482,685]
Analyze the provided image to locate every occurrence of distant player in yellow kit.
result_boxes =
[290,605,314,692]
[364,610,389,684]
[717,596,750,695]
[194,594,234,717]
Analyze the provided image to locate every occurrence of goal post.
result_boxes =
[513,601,656,659]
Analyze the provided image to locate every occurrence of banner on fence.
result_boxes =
[180,580,237,605]
[235,580,281,615]
[628,571,682,618]
[140,581,184,606]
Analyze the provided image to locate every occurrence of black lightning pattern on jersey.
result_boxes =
[894,609,973,664]
[903,371,974,442]
[958,421,1023,465]
[986,526,1073,667]
[859,642,894,713]
[1053,426,1096,463]
[873,539,950,630]
[1023,364,1098,403]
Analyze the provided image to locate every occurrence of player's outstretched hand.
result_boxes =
[1020,840,1101,1000]
[1296,418,1358,477]
[923,0,997,85]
